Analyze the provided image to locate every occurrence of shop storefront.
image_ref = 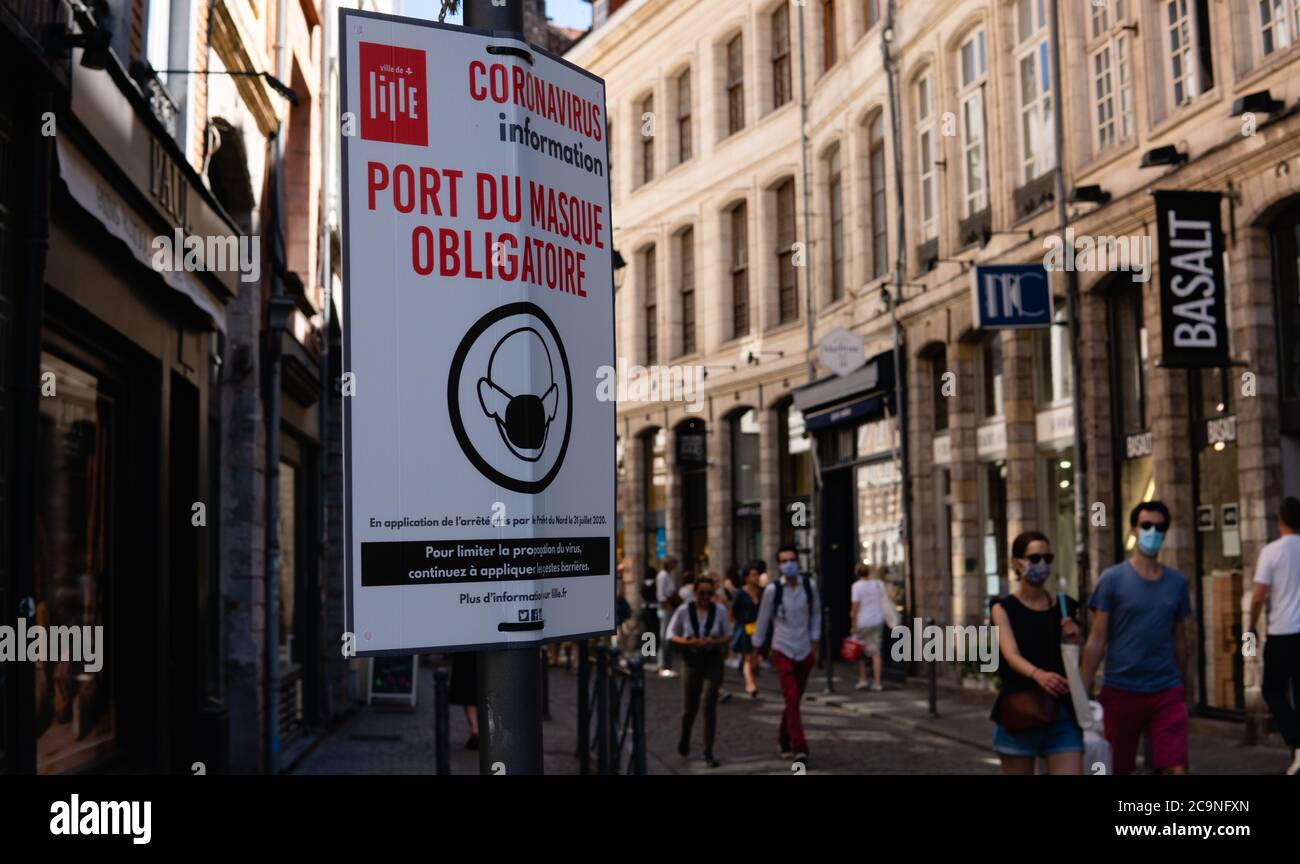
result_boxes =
[793,351,903,664]
[3,41,235,773]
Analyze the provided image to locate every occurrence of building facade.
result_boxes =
[0,0,352,774]
[570,0,1300,738]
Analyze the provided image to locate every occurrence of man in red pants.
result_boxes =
[751,544,821,766]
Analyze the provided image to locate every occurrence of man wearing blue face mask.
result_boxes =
[1082,501,1192,775]
[751,544,820,765]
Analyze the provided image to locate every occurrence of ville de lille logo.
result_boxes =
[359,41,427,147]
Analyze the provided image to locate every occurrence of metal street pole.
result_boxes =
[1048,0,1090,607]
[461,0,544,776]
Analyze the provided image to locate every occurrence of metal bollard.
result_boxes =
[926,617,939,719]
[577,640,590,774]
[541,646,551,722]
[595,643,610,775]
[629,656,647,775]
[434,665,451,775]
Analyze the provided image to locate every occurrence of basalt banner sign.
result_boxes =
[1154,190,1229,368]
[340,10,615,654]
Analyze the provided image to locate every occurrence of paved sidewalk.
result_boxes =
[288,655,1292,775]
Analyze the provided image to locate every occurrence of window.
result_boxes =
[146,0,172,81]
[676,70,693,164]
[1260,0,1300,56]
[643,246,658,362]
[639,93,655,184]
[864,0,881,31]
[1110,285,1147,436]
[1016,0,1055,183]
[1034,304,1074,404]
[915,72,938,242]
[731,204,751,338]
[1164,0,1213,107]
[822,0,838,70]
[827,145,845,302]
[930,346,950,432]
[772,5,793,109]
[869,114,888,278]
[776,179,799,323]
[1089,1,1134,152]
[680,228,696,355]
[979,334,1004,420]
[958,29,988,217]
[727,35,746,136]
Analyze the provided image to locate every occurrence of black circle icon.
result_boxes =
[447,302,573,494]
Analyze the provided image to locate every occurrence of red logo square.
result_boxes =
[358,42,427,146]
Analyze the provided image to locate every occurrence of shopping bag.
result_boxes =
[840,637,865,663]
[1058,594,1094,730]
[880,593,900,629]
[1084,729,1112,775]
[1060,643,1094,731]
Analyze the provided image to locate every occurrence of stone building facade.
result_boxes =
[569,0,1300,736]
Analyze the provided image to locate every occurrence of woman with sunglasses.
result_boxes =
[988,531,1084,775]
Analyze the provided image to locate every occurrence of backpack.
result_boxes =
[760,575,814,658]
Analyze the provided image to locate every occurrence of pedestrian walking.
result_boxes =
[849,563,887,691]
[448,651,480,751]
[751,544,820,766]
[667,573,732,768]
[1248,496,1300,775]
[657,556,682,678]
[1082,501,1191,775]
[989,532,1084,775]
[732,562,764,697]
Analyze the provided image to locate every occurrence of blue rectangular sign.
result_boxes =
[971,264,1054,329]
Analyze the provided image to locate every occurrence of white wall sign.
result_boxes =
[818,327,866,377]
[341,12,615,653]
[977,422,1007,459]
[1035,404,1074,445]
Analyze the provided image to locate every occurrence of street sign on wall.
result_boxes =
[340,11,615,654]
[1154,190,1229,368]
[971,263,1053,329]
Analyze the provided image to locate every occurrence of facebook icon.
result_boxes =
[971,264,1053,329]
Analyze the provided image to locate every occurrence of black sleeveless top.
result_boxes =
[990,593,1079,724]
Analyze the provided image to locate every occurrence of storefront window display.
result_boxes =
[856,457,904,605]
[644,429,667,566]
[1040,450,1078,598]
[780,404,812,550]
[1109,284,1152,554]
[35,352,116,774]
[732,410,762,567]
[1194,367,1244,711]
[980,461,1008,601]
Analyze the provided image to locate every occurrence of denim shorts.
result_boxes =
[993,709,1084,757]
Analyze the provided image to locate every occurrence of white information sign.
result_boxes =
[340,11,615,654]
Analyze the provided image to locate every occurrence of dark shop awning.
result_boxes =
[793,350,896,432]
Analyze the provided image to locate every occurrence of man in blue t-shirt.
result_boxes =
[1082,501,1192,775]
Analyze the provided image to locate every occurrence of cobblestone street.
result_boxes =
[290,654,1291,775]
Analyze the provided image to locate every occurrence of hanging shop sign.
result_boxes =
[1154,190,1229,368]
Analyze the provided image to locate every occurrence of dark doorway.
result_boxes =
[820,468,855,658]
[168,372,200,771]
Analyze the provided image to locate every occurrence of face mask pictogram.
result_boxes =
[477,327,560,462]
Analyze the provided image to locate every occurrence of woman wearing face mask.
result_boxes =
[988,531,1084,775]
